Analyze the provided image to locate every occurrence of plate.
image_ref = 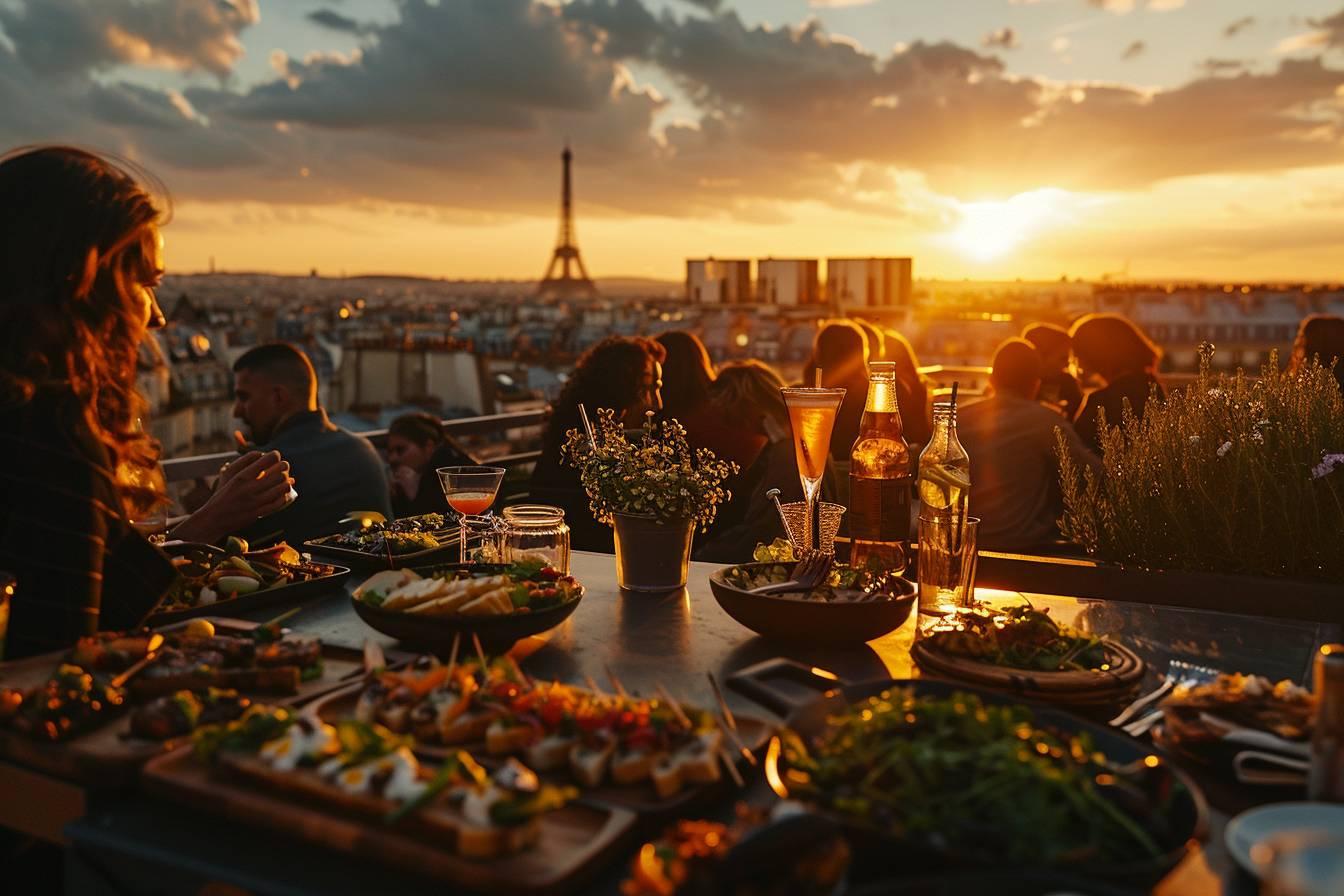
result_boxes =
[303,514,461,570]
[147,563,351,625]
[708,562,916,645]
[1224,802,1344,878]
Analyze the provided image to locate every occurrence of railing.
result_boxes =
[161,409,547,484]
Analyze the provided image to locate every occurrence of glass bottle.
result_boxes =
[502,505,571,574]
[848,362,912,573]
[917,402,970,529]
[1309,643,1344,803]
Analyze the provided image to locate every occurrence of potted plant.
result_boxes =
[1050,346,1344,616]
[563,409,738,592]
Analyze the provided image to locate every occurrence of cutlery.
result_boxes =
[1122,708,1165,738]
[1233,750,1309,787]
[1110,658,1220,727]
[747,551,833,596]
[1199,711,1312,759]
[110,633,166,688]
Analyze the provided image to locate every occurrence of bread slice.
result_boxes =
[355,569,421,603]
[650,754,683,799]
[569,739,614,788]
[454,816,540,860]
[610,748,656,785]
[524,734,575,772]
[485,720,536,755]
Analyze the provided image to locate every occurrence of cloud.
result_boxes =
[1223,16,1255,38]
[307,10,372,36]
[1198,58,1246,77]
[982,27,1019,50]
[1121,40,1145,60]
[0,0,258,79]
[1311,8,1344,48]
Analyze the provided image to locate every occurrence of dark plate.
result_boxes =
[766,676,1207,886]
[350,563,583,654]
[708,562,915,645]
[303,517,461,571]
[849,870,1137,896]
[147,564,351,625]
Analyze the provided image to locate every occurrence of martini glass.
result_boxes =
[437,465,506,563]
[780,387,846,552]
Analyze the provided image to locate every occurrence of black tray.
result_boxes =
[147,564,351,625]
[303,523,461,571]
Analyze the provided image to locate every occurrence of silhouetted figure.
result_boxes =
[656,331,764,470]
[386,412,476,518]
[0,147,291,657]
[531,336,666,553]
[1291,313,1344,393]
[1023,322,1084,420]
[695,361,838,563]
[802,320,870,462]
[1070,314,1165,454]
[884,329,933,448]
[958,339,1101,552]
[232,344,391,542]
[853,319,887,362]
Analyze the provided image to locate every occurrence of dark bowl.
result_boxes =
[350,564,583,655]
[708,562,916,646]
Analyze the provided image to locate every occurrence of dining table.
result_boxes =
[37,550,1339,895]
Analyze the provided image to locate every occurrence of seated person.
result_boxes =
[530,336,665,553]
[956,339,1102,553]
[0,147,292,658]
[232,344,392,543]
[1022,322,1084,420]
[694,361,838,564]
[657,330,765,471]
[385,412,476,517]
[1070,314,1165,454]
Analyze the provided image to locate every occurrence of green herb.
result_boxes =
[193,706,294,760]
[509,585,531,609]
[384,755,461,825]
[301,661,324,682]
[507,559,546,580]
[488,784,577,827]
[924,605,1109,672]
[362,590,385,607]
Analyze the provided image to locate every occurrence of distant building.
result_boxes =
[827,257,913,310]
[686,258,752,304]
[757,258,820,306]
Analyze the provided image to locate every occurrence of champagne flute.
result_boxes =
[437,466,506,563]
[780,387,846,552]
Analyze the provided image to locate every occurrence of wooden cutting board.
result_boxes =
[310,683,775,817]
[143,745,638,895]
[0,618,403,785]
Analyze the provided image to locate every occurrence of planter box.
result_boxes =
[974,550,1344,625]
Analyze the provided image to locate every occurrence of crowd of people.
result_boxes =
[4,145,1344,660]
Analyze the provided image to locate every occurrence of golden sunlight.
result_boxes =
[947,188,1071,263]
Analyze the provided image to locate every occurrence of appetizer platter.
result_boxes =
[764,678,1206,883]
[0,618,395,783]
[152,538,350,624]
[143,704,637,893]
[910,604,1146,708]
[303,513,462,570]
[709,558,916,645]
[313,647,773,815]
[351,561,585,653]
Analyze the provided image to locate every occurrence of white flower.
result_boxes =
[1217,441,1233,458]
[1251,430,1264,444]
[1312,452,1344,480]
[1207,388,1224,398]
[1188,435,1200,444]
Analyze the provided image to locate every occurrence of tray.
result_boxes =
[0,618,399,785]
[309,682,774,817]
[143,746,638,895]
[304,520,462,571]
[146,563,351,625]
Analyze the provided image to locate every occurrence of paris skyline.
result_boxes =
[3,0,1343,282]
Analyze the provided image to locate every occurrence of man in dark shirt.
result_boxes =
[957,339,1101,553]
[232,344,391,544]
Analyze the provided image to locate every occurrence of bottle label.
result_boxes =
[849,475,912,541]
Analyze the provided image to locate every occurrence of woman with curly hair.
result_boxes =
[1070,313,1165,454]
[0,146,292,657]
[530,335,666,552]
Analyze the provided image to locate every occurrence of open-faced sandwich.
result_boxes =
[194,705,575,859]
[355,561,582,618]
[1161,672,1316,746]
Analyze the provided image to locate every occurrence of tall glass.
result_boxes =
[780,387,846,553]
[437,466,505,563]
[916,515,980,635]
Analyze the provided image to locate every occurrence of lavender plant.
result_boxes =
[562,409,739,530]
[1057,347,1344,582]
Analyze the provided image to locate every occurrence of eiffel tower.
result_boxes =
[538,144,598,298]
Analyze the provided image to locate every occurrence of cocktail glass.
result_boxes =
[437,465,506,563]
[780,387,846,552]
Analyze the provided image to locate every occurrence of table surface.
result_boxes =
[63,550,1337,896]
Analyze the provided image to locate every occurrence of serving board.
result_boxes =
[304,518,462,571]
[147,564,352,625]
[309,683,775,817]
[143,746,638,895]
[0,619,403,785]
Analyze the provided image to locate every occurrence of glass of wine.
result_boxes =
[437,465,506,563]
[780,387,846,553]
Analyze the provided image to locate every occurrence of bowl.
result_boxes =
[708,561,916,645]
[350,564,583,654]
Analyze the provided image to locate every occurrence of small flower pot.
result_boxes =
[612,512,694,593]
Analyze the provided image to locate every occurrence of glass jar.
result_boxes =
[502,505,571,573]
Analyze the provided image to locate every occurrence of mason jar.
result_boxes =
[502,505,571,574]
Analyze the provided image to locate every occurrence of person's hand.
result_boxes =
[171,451,293,545]
[391,464,421,501]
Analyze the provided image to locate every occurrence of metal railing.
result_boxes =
[161,409,547,484]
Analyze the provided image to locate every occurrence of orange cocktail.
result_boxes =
[780,387,846,552]
[437,466,506,563]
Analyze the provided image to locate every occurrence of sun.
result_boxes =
[948,188,1070,263]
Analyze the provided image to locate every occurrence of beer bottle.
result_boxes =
[849,362,913,573]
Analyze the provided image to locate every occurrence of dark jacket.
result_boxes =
[391,438,476,519]
[1037,370,1084,422]
[0,392,176,658]
[1074,372,1165,454]
[240,409,392,544]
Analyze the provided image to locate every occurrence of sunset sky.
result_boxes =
[3,0,1343,281]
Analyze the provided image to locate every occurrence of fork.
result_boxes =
[748,551,834,596]
[1110,658,1221,729]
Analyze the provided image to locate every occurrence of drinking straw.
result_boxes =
[578,402,596,448]
[813,368,822,388]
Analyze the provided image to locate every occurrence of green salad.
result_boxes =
[923,605,1110,671]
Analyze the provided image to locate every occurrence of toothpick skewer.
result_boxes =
[472,633,490,672]
[706,672,737,731]
[656,684,692,729]
[445,632,461,677]
[718,712,758,766]
[604,663,629,701]
[584,674,606,699]
[718,745,746,788]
